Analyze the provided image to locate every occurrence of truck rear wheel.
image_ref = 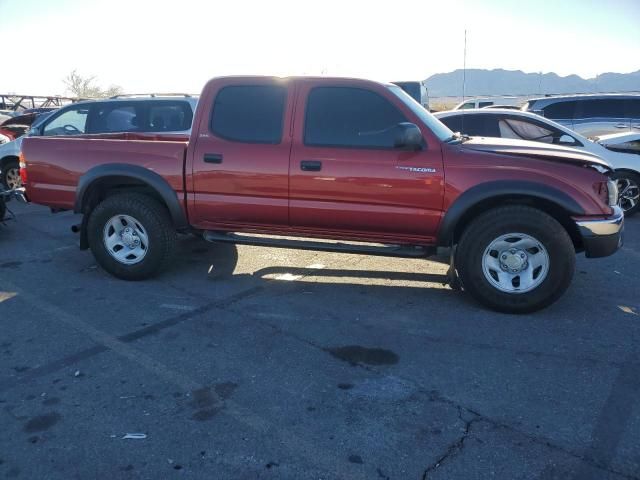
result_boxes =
[87,193,176,280]
[456,206,575,313]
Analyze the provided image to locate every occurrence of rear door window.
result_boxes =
[42,106,89,136]
[497,117,555,143]
[625,99,640,119]
[304,86,407,148]
[210,85,286,144]
[542,101,576,120]
[478,101,493,108]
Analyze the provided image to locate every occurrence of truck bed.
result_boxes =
[21,133,189,211]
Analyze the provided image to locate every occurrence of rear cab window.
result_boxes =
[210,85,286,144]
[304,86,407,149]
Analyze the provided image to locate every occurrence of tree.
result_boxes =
[63,70,124,98]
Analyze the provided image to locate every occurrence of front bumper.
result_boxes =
[575,206,624,258]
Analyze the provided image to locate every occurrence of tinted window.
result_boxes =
[578,99,626,118]
[478,101,493,108]
[210,85,286,144]
[439,114,499,137]
[305,87,407,148]
[42,107,89,136]
[627,99,640,118]
[459,102,475,110]
[543,100,576,119]
[394,82,420,102]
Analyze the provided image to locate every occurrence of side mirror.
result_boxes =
[28,125,42,136]
[394,122,423,150]
[558,134,575,145]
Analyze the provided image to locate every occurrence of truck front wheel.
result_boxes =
[456,206,575,313]
[87,193,176,280]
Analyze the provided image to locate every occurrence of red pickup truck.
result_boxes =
[21,76,623,313]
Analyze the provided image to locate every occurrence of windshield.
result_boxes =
[387,85,453,141]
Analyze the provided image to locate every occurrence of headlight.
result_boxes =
[607,179,619,207]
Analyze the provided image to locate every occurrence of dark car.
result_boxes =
[392,81,429,109]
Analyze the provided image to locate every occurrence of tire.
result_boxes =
[611,171,640,217]
[0,198,6,222]
[456,206,575,314]
[87,193,177,280]
[1,160,21,189]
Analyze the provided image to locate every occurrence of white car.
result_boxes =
[436,108,640,215]
[595,131,640,154]
[454,96,520,110]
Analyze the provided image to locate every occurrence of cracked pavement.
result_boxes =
[0,202,639,479]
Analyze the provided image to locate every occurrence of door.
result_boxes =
[574,98,628,137]
[289,82,444,241]
[190,81,293,229]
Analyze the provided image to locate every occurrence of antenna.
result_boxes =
[461,29,467,135]
[462,29,467,102]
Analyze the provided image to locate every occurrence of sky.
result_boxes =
[0,0,638,96]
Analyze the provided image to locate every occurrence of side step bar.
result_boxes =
[203,231,435,259]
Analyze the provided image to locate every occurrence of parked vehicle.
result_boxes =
[435,108,640,215]
[483,105,521,110]
[595,131,640,154]
[454,96,520,110]
[392,81,429,109]
[522,94,640,137]
[21,76,623,313]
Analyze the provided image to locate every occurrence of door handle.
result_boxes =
[204,153,223,164]
[300,160,322,172]
[614,124,628,129]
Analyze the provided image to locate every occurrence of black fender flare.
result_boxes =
[75,163,188,229]
[437,180,585,246]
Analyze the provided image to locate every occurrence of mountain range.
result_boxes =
[424,69,640,98]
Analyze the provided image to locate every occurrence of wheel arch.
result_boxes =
[438,181,585,251]
[0,155,19,168]
[75,164,188,248]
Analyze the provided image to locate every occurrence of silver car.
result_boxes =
[522,94,640,138]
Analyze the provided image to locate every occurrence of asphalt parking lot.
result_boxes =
[0,201,639,480]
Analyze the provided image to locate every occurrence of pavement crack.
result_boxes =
[421,406,479,479]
